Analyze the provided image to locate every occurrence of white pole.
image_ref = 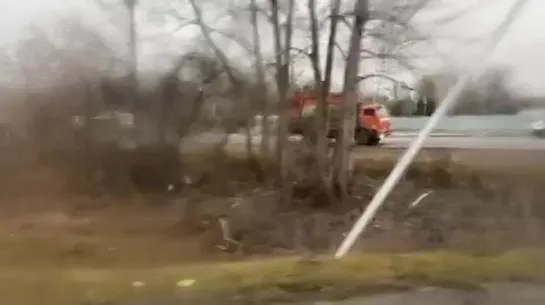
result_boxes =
[335,0,530,259]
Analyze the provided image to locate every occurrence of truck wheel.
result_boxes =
[302,127,318,145]
[354,128,369,145]
[355,129,380,146]
[306,131,318,145]
[367,136,380,146]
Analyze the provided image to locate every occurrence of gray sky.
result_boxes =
[421,0,545,94]
[1,0,544,94]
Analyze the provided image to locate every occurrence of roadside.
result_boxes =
[0,147,544,304]
[314,283,545,305]
[0,148,543,268]
[1,250,545,305]
[181,131,545,155]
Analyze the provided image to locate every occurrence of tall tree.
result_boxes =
[336,0,370,199]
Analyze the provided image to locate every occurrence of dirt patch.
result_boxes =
[0,148,543,268]
[0,147,543,304]
[358,147,545,176]
[172,148,545,253]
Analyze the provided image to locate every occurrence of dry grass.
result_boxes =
[179,146,544,195]
[0,148,541,264]
[1,249,544,305]
[184,143,545,176]
[0,145,543,304]
[355,147,545,176]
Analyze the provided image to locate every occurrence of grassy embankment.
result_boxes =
[2,250,544,305]
[2,148,543,304]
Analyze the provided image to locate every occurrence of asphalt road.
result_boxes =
[131,282,545,305]
[304,283,545,305]
[382,135,545,150]
[182,132,545,152]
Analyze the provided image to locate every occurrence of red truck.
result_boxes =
[288,92,392,146]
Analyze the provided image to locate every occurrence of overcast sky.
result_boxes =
[1,0,544,94]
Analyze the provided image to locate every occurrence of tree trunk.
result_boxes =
[244,121,253,157]
[125,0,138,113]
[270,0,294,175]
[321,0,342,191]
[304,0,342,203]
[280,0,295,184]
[189,0,254,157]
[336,0,369,201]
[308,0,324,142]
[250,0,270,157]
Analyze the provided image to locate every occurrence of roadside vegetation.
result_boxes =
[0,0,543,304]
[3,249,545,305]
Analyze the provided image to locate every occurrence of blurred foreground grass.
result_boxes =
[1,147,541,305]
[2,249,545,305]
[183,146,545,177]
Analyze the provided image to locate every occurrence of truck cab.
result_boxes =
[356,103,392,145]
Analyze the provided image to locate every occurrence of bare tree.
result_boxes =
[93,0,141,113]
[249,0,272,157]
[321,0,342,128]
[250,0,440,202]
[333,0,370,199]
[429,67,519,116]
[187,0,259,156]
[113,0,470,200]
[11,19,132,191]
[125,0,139,112]
[268,0,295,169]
[15,18,123,122]
[283,0,344,203]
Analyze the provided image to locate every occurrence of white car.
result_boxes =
[531,120,545,137]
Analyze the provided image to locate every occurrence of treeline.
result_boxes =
[1,0,532,207]
[386,67,542,117]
